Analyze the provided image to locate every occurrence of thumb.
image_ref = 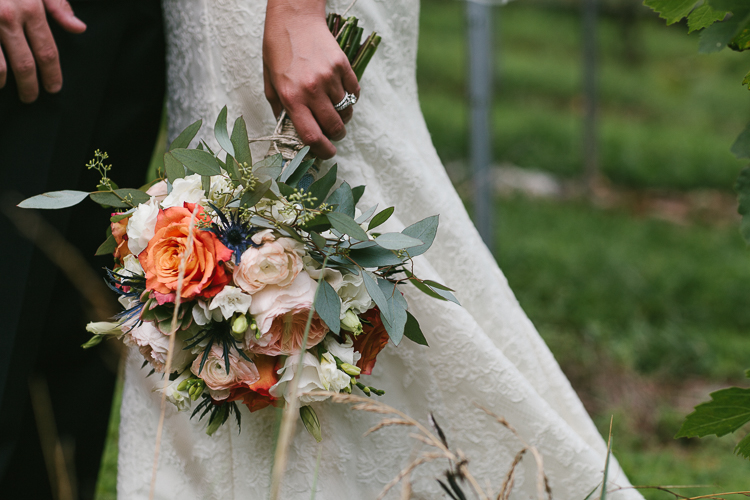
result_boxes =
[43,0,87,34]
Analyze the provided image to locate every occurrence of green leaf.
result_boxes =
[676,387,750,438]
[163,152,186,183]
[306,164,337,208]
[402,215,439,257]
[230,116,252,166]
[285,158,315,188]
[300,405,322,442]
[110,213,130,223]
[314,278,341,335]
[311,231,326,249]
[214,105,235,156]
[368,207,394,231]
[688,4,727,33]
[202,175,210,193]
[362,272,392,325]
[742,69,750,89]
[224,153,242,184]
[729,26,750,51]
[378,279,407,345]
[89,189,151,208]
[351,185,365,205]
[349,245,404,268]
[355,204,378,224]
[277,182,295,198]
[170,148,221,176]
[327,211,369,242]
[734,167,750,243]
[698,14,748,53]
[240,179,272,209]
[326,182,355,217]
[253,154,283,180]
[422,280,455,292]
[732,123,750,159]
[735,432,750,459]
[300,214,332,234]
[404,270,460,305]
[279,146,311,183]
[169,119,202,150]
[404,311,428,346]
[95,234,117,256]
[18,190,90,209]
[374,232,423,250]
[644,0,699,25]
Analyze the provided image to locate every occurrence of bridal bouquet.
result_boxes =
[19,107,457,438]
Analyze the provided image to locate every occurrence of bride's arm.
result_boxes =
[263,0,360,159]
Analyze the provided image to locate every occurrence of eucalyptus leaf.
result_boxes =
[375,232,423,250]
[378,279,407,345]
[402,215,439,257]
[362,272,391,324]
[171,148,221,176]
[368,207,394,231]
[314,278,341,335]
[163,152,186,183]
[240,179,272,208]
[326,181,355,217]
[285,159,315,188]
[253,153,283,180]
[95,234,117,256]
[169,119,202,150]
[349,245,404,268]
[306,164,337,208]
[110,212,131,223]
[90,189,150,208]
[277,182,295,198]
[404,311,428,346]
[230,116,252,166]
[18,190,90,209]
[300,214,332,233]
[310,231,326,249]
[327,211,369,242]
[214,105,235,156]
[352,185,365,205]
[355,204,378,224]
[224,153,242,184]
[279,146,311,183]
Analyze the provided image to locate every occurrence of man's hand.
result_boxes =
[0,0,86,103]
[263,0,360,159]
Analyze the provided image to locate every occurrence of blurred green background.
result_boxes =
[97,1,750,498]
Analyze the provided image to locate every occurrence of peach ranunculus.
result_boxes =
[139,203,233,305]
[233,229,304,294]
[146,180,169,203]
[350,307,390,375]
[111,213,132,263]
[247,272,328,356]
[227,354,282,412]
[191,345,260,401]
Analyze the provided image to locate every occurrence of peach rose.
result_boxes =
[139,203,233,304]
[191,345,260,401]
[111,214,132,263]
[227,355,282,412]
[350,308,390,375]
[234,229,304,294]
[247,272,328,356]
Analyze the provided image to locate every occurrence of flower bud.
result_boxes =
[340,310,363,336]
[340,363,361,377]
[363,386,371,395]
[176,379,190,392]
[231,314,248,339]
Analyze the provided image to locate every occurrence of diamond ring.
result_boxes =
[333,92,357,112]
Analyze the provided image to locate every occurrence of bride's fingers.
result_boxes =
[286,103,336,159]
[339,106,353,125]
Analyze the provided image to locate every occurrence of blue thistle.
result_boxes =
[208,203,258,263]
[104,268,146,327]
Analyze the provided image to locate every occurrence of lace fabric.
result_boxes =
[117,1,643,498]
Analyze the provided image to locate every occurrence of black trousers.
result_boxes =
[0,2,165,498]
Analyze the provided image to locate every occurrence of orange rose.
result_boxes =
[111,214,132,263]
[139,203,233,304]
[351,308,390,375]
[227,355,282,412]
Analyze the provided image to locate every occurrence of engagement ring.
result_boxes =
[334,92,357,111]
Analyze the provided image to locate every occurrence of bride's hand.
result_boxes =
[263,0,360,159]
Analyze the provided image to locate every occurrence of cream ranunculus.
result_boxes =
[126,197,160,256]
[234,230,304,294]
[323,335,361,366]
[161,174,205,208]
[337,272,373,318]
[127,322,194,373]
[269,352,328,405]
[209,285,253,320]
[318,352,352,393]
[191,345,260,401]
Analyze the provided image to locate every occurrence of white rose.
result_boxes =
[126,197,160,256]
[208,175,238,206]
[255,199,296,224]
[121,254,144,277]
[161,173,205,208]
[337,272,373,318]
[209,285,253,320]
[160,372,192,412]
[269,352,328,405]
[323,336,360,366]
[319,352,352,393]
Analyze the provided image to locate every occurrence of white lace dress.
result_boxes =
[117,1,643,498]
